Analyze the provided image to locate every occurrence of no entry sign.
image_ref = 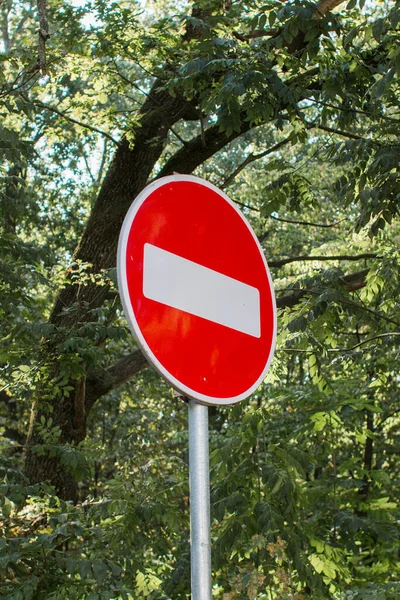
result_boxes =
[117,175,276,405]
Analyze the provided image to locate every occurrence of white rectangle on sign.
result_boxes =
[143,243,260,338]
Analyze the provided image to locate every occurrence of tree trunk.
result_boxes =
[24,81,198,499]
[23,82,258,500]
[25,381,87,503]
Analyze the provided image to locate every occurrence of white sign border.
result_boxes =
[117,174,277,406]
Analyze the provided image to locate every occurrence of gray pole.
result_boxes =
[188,399,212,600]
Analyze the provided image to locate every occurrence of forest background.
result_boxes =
[0,0,399,598]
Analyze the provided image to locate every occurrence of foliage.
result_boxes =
[0,0,400,598]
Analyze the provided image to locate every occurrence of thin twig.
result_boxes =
[21,95,120,146]
[339,332,400,351]
[315,124,373,142]
[339,297,400,328]
[232,28,278,42]
[305,97,400,123]
[170,127,189,146]
[221,136,292,189]
[269,253,377,268]
[269,214,344,228]
[232,198,257,212]
[286,284,400,328]
[0,69,39,99]
[277,332,400,354]
[376,407,400,430]
[82,151,96,183]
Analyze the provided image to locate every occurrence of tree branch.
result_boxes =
[269,253,377,268]
[221,136,293,189]
[156,69,320,180]
[84,268,371,405]
[49,79,199,328]
[220,202,346,230]
[219,121,367,192]
[275,269,369,309]
[37,0,50,76]
[232,28,278,42]
[305,97,400,123]
[315,124,373,142]
[376,404,400,430]
[339,297,400,328]
[269,214,344,228]
[337,332,400,352]
[157,120,254,178]
[85,350,147,411]
[23,95,120,146]
[279,332,400,354]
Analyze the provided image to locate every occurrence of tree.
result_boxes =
[1,0,400,597]
[6,0,394,499]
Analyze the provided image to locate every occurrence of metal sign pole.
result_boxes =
[188,399,212,600]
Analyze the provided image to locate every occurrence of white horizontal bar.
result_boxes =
[143,243,260,338]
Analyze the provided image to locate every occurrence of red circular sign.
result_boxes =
[117,175,276,405]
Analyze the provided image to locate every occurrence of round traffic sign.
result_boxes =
[117,175,276,405]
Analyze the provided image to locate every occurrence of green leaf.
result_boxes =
[93,561,108,585]
[269,11,277,27]
[343,28,358,48]
[66,557,76,574]
[372,18,385,41]
[259,14,267,30]
[78,559,92,580]
[2,497,12,517]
